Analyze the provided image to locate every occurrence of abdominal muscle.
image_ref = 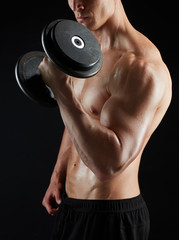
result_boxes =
[65,145,141,200]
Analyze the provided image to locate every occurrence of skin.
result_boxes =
[39,0,172,216]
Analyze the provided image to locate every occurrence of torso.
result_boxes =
[65,33,172,200]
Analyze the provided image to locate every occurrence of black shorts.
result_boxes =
[51,194,150,240]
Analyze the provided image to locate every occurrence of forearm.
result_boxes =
[50,128,72,183]
[58,99,121,181]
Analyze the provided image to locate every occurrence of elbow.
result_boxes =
[95,160,124,183]
[96,133,124,182]
[94,133,139,182]
[89,131,128,182]
[95,172,114,182]
[95,150,133,183]
[95,166,123,182]
[95,159,128,182]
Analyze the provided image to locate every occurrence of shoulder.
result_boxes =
[110,52,172,109]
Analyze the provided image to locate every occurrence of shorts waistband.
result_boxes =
[63,194,146,213]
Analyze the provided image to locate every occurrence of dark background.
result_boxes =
[1,1,178,239]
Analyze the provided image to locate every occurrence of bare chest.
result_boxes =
[72,76,109,118]
[72,51,122,118]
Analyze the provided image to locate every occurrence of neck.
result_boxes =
[92,1,135,52]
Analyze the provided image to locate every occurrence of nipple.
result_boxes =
[90,106,98,116]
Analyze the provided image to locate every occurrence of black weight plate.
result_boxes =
[52,20,100,69]
[15,51,57,107]
[42,19,103,78]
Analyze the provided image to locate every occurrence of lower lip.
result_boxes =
[77,17,89,22]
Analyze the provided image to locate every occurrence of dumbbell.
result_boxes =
[15,19,103,107]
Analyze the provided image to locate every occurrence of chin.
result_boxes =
[77,18,96,31]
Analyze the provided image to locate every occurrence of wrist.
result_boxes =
[51,169,66,184]
[52,76,74,105]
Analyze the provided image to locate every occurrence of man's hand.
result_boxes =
[38,57,73,105]
[42,181,63,216]
[38,56,66,87]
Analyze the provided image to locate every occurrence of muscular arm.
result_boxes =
[61,58,171,181]
[40,56,170,182]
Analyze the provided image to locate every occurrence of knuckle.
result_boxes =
[42,199,45,206]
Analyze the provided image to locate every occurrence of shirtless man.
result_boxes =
[39,0,172,239]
